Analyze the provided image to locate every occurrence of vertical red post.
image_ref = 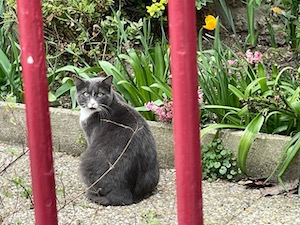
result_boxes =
[16,0,58,224]
[168,0,203,224]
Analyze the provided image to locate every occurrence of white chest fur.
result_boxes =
[80,107,96,122]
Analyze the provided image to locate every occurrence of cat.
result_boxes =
[73,75,160,206]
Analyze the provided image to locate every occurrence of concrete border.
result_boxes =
[0,101,299,182]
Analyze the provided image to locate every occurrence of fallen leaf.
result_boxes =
[260,179,299,196]
[239,177,272,188]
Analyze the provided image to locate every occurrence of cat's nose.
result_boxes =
[88,99,98,109]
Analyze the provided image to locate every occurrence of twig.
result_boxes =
[100,118,135,132]
[0,147,29,176]
[0,103,28,175]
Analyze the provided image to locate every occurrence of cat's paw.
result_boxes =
[93,196,111,206]
[87,192,111,206]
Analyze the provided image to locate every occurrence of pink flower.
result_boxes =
[145,101,173,122]
[198,89,204,104]
[227,59,237,75]
[245,49,263,64]
[145,101,159,111]
[146,90,203,123]
[253,51,262,63]
[245,50,254,64]
[227,59,236,66]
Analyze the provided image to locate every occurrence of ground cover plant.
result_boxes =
[202,137,241,181]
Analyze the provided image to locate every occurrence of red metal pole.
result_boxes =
[168,0,203,224]
[16,0,58,224]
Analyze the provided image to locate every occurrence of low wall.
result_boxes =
[0,101,299,182]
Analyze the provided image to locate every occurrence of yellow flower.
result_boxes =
[156,2,165,10]
[203,15,217,31]
[271,6,284,14]
[146,5,156,17]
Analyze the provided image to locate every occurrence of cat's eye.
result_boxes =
[97,93,103,97]
[83,92,89,97]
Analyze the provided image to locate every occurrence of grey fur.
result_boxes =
[74,75,160,206]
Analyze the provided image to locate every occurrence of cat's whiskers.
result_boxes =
[97,104,111,118]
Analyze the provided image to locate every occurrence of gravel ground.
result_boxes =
[1,142,300,225]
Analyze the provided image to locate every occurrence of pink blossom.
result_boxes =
[227,59,236,66]
[253,51,262,63]
[145,101,159,111]
[198,89,204,104]
[146,89,203,122]
[145,101,173,122]
[245,49,254,64]
[227,59,237,75]
[245,49,263,64]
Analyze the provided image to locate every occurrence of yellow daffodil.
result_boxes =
[146,5,156,17]
[203,15,217,31]
[271,6,284,14]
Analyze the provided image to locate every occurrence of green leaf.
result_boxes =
[0,48,11,76]
[229,84,245,99]
[244,77,267,99]
[55,82,73,98]
[278,138,300,188]
[257,62,268,92]
[267,131,300,187]
[214,162,221,169]
[70,86,77,109]
[201,124,245,137]
[274,66,294,87]
[220,149,227,156]
[237,105,249,117]
[227,174,233,179]
[48,92,57,102]
[287,87,300,116]
[81,66,102,73]
[150,83,172,99]
[238,113,265,173]
[135,106,148,112]
[204,105,241,112]
[219,166,227,175]
[154,43,166,81]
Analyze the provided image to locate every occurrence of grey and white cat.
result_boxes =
[74,75,160,206]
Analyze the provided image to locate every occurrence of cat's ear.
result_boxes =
[103,75,113,86]
[73,75,85,88]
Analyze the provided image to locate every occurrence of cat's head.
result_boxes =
[73,75,113,111]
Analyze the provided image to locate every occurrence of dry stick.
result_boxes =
[0,103,28,175]
[0,103,35,210]
[57,118,143,212]
[0,148,29,176]
[100,119,135,132]
[101,37,108,61]
[56,175,67,210]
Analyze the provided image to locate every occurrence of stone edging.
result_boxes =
[0,101,299,182]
